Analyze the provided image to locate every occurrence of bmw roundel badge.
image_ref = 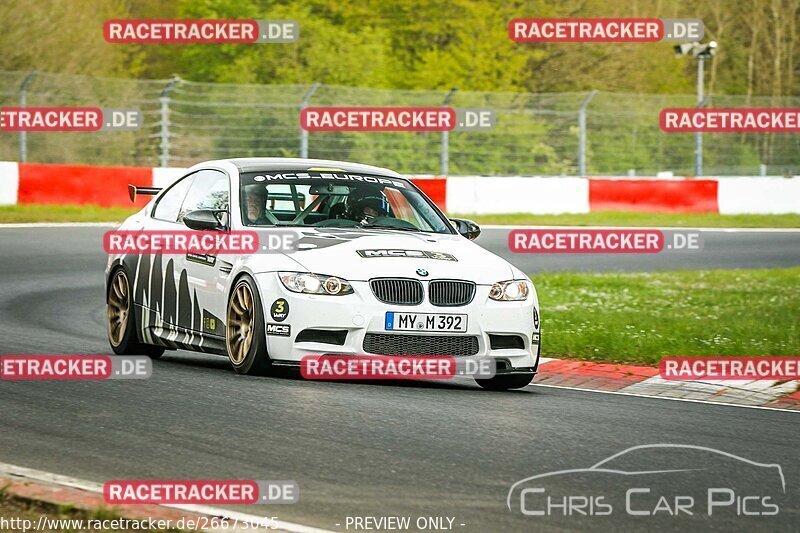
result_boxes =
[416,268,429,277]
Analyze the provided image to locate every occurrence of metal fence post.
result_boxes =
[18,71,37,162]
[300,83,321,158]
[578,90,598,177]
[441,88,458,176]
[159,76,181,168]
[695,57,704,177]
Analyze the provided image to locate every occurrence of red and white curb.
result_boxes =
[0,462,332,533]
[533,358,800,411]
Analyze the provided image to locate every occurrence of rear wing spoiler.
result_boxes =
[128,184,162,203]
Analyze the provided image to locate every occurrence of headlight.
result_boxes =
[278,272,354,295]
[489,280,529,301]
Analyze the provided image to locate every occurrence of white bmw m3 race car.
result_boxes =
[106,158,541,389]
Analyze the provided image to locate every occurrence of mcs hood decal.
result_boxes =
[357,249,457,261]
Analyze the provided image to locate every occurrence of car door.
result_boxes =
[134,171,195,346]
[175,169,231,349]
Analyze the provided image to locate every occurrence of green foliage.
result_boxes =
[3,0,793,98]
[0,205,138,223]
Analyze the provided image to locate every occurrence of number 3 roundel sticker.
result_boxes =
[270,299,289,322]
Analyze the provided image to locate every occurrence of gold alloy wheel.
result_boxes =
[107,270,130,347]
[227,282,255,365]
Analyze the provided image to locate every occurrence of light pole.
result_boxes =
[578,90,597,177]
[18,72,37,163]
[300,83,320,158]
[674,41,717,177]
[695,54,704,177]
[441,88,457,176]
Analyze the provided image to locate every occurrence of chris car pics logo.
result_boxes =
[507,444,785,519]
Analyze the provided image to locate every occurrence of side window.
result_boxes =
[178,170,230,222]
[152,175,193,222]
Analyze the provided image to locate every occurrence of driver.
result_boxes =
[346,186,390,224]
[243,184,270,225]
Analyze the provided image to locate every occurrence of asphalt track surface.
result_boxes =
[0,226,798,532]
[476,226,800,272]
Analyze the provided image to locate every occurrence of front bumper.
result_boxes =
[254,273,540,370]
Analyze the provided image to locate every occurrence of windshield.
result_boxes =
[239,171,453,234]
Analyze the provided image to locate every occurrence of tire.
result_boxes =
[475,372,534,391]
[226,275,272,376]
[107,267,165,358]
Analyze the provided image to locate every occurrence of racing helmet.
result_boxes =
[346,186,390,222]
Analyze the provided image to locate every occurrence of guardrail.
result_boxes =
[1,162,797,215]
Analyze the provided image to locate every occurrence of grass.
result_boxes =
[455,211,800,227]
[0,204,138,223]
[0,491,186,532]
[1,205,799,227]
[534,267,800,366]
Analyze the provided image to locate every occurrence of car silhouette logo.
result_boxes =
[506,443,786,514]
[416,268,428,276]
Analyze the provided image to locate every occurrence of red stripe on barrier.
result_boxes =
[410,177,447,211]
[18,163,151,208]
[589,178,719,213]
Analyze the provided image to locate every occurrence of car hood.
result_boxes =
[247,227,515,284]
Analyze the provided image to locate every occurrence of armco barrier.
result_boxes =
[717,177,800,215]
[411,177,447,209]
[588,178,719,213]
[446,176,589,214]
[0,162,798,215]
[7,163,446,212]
[18,163,152,209]
[0,161,19,205]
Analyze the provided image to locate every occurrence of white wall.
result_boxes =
[0,162,19,205]
[446,176,590,214]
[151,167,188,188]
[718,177,800,214]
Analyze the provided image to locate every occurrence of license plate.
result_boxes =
[385,312,467,332]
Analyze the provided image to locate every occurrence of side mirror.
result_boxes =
[450,218,481,240]
[183,210,225,231]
